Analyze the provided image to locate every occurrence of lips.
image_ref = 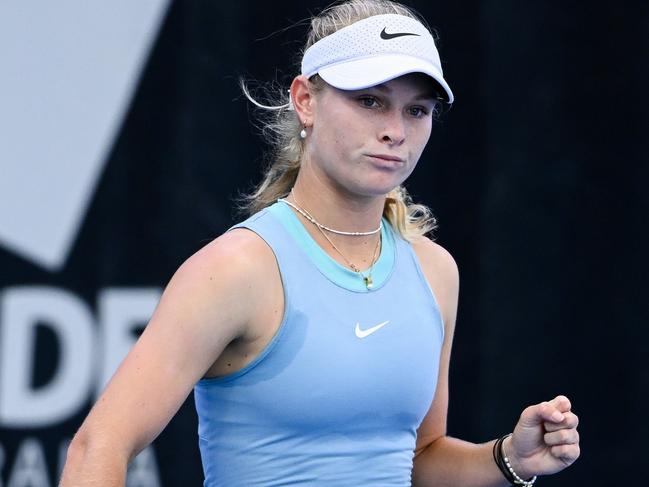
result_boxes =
[366,154,404,162]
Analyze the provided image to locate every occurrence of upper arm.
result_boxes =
[411,237,460,455]
[76,229,274,459]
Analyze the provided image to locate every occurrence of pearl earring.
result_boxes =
[300,123,307,139]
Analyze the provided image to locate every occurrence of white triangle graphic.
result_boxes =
[0,0,171,271]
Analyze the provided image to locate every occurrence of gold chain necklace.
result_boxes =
[315,221,381,289]
[280,197,382,289]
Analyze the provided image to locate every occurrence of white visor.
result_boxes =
[301,14,454,103]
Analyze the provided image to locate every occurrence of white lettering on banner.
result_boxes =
[0,288,94,428]
[0,286,161,428]
[6,439,50,487]
[0,439,160,487]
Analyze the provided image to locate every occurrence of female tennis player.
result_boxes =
[60,1,579,485]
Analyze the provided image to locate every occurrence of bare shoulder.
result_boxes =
[183,227,275,275]
[410,236,459,288]
[156,227,279,341]
[172,227,277,295]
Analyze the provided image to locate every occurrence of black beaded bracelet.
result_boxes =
[492,434,537,486]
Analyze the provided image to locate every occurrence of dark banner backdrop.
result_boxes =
[0,1,647,486]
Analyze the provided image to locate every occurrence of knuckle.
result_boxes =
[555,443,580,463]
[552,429,567,443]
[564,411,579,428]
[567,445,581,462]
[551,444,565,457]
[572,412,580,427]
[562,429,573,442]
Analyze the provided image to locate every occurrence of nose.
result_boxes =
[379,111,406,146]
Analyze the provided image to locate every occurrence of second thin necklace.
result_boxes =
[278,195,382,289]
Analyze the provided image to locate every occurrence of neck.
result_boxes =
[290,174,386,235]
[285,171,386,273]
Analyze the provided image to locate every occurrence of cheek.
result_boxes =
[315,107,349,146]
[315,128,346,160]
[326,121,361,157]
[411,123,432,154]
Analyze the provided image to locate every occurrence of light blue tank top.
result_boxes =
[194,201,444,486]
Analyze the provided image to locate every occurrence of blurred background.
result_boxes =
[0,1,647,485]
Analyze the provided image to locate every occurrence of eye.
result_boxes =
[408,106,430,118]
[358,96,380,108]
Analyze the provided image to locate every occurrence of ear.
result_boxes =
[290,75,315,127]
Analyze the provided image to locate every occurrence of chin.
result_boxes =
[337,171,409,199]
[369,177,409,196]
[354,183,402,199]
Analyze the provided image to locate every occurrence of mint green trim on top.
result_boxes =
[269,200,395,293]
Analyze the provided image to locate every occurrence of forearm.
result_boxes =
[412,436,510,487]
[59,434,129,487]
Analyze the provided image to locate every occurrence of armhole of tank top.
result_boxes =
[196,224,292,385]
[403,241,446,343]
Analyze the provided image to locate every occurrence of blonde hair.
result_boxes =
[241,0,438,240]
